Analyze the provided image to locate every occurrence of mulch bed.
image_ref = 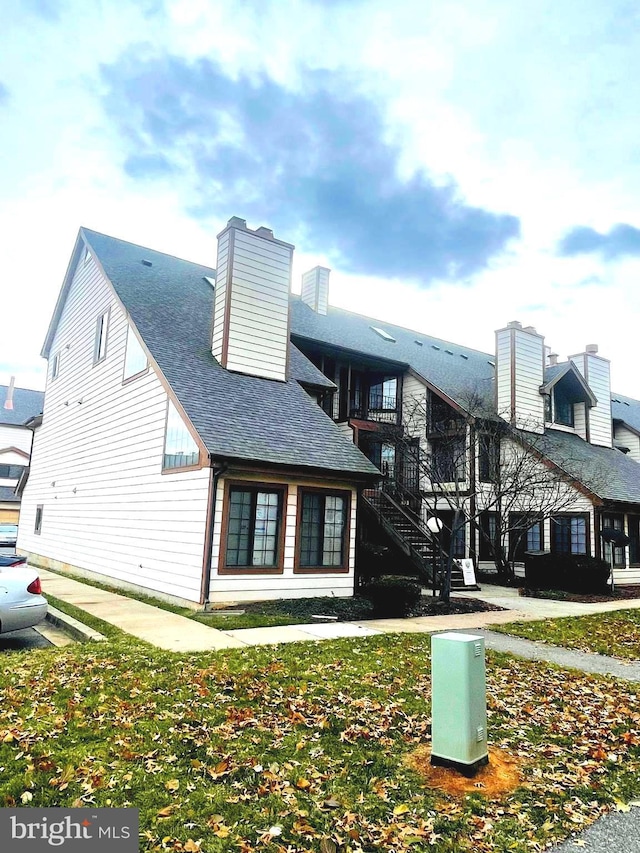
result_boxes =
[520,585,640,604]
[226,592,504,622]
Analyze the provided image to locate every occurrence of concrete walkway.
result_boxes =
[39,569,640,659]
[38,569,246,652]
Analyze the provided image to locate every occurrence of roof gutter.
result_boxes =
[200,459,229,606]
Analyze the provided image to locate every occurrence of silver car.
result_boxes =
[0,556,48,634]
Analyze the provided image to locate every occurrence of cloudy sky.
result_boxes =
[3,0,640,397]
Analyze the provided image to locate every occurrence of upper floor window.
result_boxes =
[478,433,499,482]
[369,377,397,412]
[163,400,200,470]
[0,464,26,479]
[94,309,109,365]
[430,435,466,483]
[428,393,464,433]
[51,352,60,381]
[123,324,148,381]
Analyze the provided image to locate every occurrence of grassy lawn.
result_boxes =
[494,609,640,660]
[3,636,640,852]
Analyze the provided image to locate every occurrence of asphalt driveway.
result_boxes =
[0,627,51,651]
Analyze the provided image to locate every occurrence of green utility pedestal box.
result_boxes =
[431,632,488,774]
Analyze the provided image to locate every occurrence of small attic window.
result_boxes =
[370,326,396,342]
[141,259,153,267]
[204,276,216,289]
[83,247,92,266]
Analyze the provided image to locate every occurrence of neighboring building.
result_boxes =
[0,384,43,524]
[18,217,640,602]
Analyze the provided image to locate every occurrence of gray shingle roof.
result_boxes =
[0,386,43,427]
[529,429,640,504]
[612,392,640,435]
[0,486,19,503]
[83,229,377,479]
[289,296,496,411]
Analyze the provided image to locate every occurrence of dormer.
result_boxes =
[540,361,597,438]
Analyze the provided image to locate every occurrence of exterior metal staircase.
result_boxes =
[361,487,468,590]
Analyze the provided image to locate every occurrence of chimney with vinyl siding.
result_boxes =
[212,217,294,382]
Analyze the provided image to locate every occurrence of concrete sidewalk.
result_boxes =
[38,569,531,651]
[38,569,246,651]
[38,569,640,656]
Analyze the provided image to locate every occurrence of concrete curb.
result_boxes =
[45,605,106,643]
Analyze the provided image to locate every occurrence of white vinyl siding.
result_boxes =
[495,327,545,432]
[301,266,329,315]
[0,423,33,457]
[209,473,357,602]
[212,226,292,381]
[613,425,640,463]
[571,353,612,448]
[17,253,210,603]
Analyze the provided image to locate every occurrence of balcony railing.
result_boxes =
[349,393,399,423]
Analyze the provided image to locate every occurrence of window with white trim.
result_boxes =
[51,352,60,381]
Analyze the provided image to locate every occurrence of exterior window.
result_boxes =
[551,514,588,555]
[629,517,640,567]
[478,434,499,483]
[94,309,109,364]
[35,505,43,535]
[369,377,397,412]
[163,401,199,469]
[222,485,285,571]
[51,352,60,381]
[554,386,574,427]
[602,514,625,568]
[439,511,466,559]
[431,436,466,483]
[0,464,26,479]
[365,441,396,478]
[509,513,543,561]
[297,490,349,571]
[123,325,148,381]
[478,511,498,560]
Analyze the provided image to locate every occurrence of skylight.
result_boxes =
[370,326,396,342]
